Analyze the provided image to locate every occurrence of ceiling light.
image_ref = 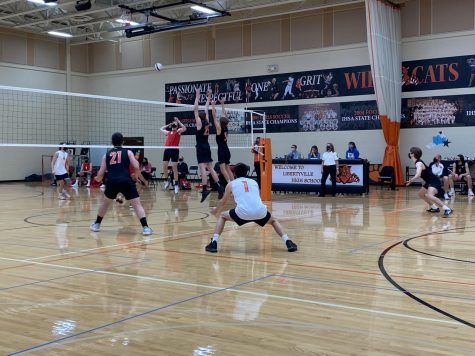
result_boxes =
[115,18,139,26]
[28,0,57,6]
[190,5,217,15]
[48,31,73,38]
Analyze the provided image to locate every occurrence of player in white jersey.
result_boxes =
[205,163,297,253]
[283,75,295,99]
[51,144,71,200]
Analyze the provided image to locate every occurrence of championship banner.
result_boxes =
[339,101,381,130]
[165,54,475,105]
[298,103,340,132]
[247,105,299,133]
[401,94,475,128]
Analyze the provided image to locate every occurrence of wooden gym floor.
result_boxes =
[0,182,474,355]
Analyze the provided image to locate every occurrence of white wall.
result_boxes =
[1,30,475,180]
[86,31,475,173]
[0,61,89,181]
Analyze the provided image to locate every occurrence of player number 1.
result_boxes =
[242,181,249,192]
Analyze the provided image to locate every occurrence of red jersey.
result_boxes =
[165,130,181,147]
[81,162,91,171]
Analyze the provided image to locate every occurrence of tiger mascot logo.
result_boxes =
[336,165,360,184]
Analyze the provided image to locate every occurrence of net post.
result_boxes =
[260,137,272,202]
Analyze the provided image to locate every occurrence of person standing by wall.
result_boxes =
[320,143,339,197]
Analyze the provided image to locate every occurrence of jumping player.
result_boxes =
[194,89,223,203]
[90,132,152,235]
[211,98,233,184]
[406,147,453,217]
[160,117,186,193]
[51,144,71,200]
[205,163,297,253]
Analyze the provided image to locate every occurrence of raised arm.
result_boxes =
[175,117,187,134]
[194,88,202,131]
[160,123,171,135]
[211,100,221,135]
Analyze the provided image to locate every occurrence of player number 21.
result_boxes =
[242,181,249,192]
[110,151,122,165]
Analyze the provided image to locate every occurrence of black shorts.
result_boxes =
[55,173,69,181]
[163,148,179,163]
[196,144,212,164]
[104,179,139,201]
[423,178,442,194]
[229,209,271,227]
[217,145,231,165]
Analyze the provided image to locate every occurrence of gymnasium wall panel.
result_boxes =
[215,24,243,60]
[290,13,324,51]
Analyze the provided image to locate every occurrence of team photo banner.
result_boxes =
[165,54,475,105]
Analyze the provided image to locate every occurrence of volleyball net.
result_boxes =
[0,85,265,150]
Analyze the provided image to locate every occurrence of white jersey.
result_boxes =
[53,150,68,175]
[231,177,268,220]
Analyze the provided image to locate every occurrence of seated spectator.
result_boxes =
[429,154,453,200]
[78,158,92,187]
[177,155,189,180]
[287,144,302,160]
[451,154,474,196]
[140,157,152,181]
[346,142,360,159]
[307,145,320,159]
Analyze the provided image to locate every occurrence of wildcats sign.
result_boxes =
[165,54,475,105]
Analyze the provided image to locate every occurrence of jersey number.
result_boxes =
[224,131,228,142]
[109,151,122,165]
[204,126,209,136]
[242,181,249,192]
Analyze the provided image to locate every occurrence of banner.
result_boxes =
[298,103,340,131]
[165,109,246,135]
[247,106,299,133]
[165,93,475,134]
[401,94,475,128]
[272,162,363,187]
[402,55,475,92]
[339,101,381,130]
[165,54,475,105]
[165,65,374,105]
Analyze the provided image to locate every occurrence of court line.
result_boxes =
[0,255,460,350]
[145,247,475,286]
[276,274,475,302]
[19,209,322,262]
[7,274,274,355]
[0,260,144,292]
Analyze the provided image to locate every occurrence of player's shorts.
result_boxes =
[104,179,139,201]
[217,144,231,165]
[55,173,69,181]
[163,148,179,163]
[229,209,271,227]
[423,178,443,198]
[196,144,212,164]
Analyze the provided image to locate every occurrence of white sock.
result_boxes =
[442,205,450,211]
[281,234,289,242]
[212,234,219,242]
[431,204,438,209]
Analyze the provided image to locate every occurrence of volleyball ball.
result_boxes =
[154,63,163,71]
